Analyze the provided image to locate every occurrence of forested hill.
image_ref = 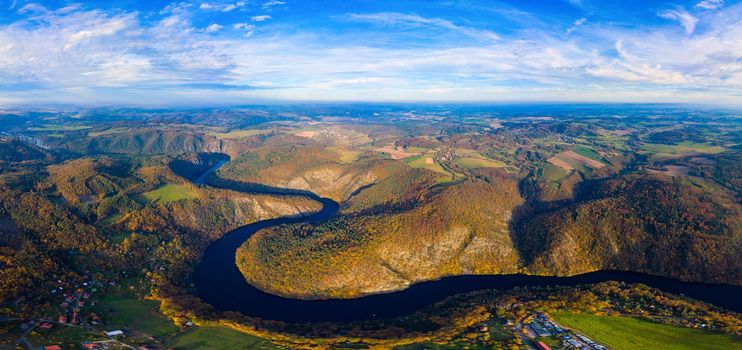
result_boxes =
[517,175,742,286]
[236,168,524,299]
[237,172,742,299]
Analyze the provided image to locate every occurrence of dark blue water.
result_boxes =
[192,162,742,323]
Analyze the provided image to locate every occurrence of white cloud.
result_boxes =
[0,2,740,105]
[252,15,272,22]
[18,3,47,13]
[67,14,135,47]
[566,17,587,35]
[261,0,286,9]
[347,12,500,42]
[695,0,724,10]
[204,23,224,33]
[658,8,698,34]
[199,3,215,10]
[222,1,246,12]
[233,22,255,36]
[233,23,251,29]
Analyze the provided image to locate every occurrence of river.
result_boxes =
[192,160,742,323]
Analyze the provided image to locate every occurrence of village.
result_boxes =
[518,312,608,350]
[435,310,611,350]
[1,277,169,350]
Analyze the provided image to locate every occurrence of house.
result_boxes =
[535,341,552,350]
[81,342,97,349]
[106,330,124,337]
[43,346,62,350]
[39,322,54,329]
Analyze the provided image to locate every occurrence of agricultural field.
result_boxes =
[540,163,569,182]
[456,156,506,169]
[647,165,691,177]
[404,154,453,179]
[327,147,362,164]
[92,297,178,338]
[641,142,726,157]
[136,184,199,204]
[547,147,606,172]
[29,123,92,132]
[572,145,606,163]
[208,128,272,139]
[374,143,424,159]
[167,326,279,350]
[88,127,133,137]
[552,313,742,350]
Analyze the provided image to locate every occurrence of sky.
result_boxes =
[0,0,740,106]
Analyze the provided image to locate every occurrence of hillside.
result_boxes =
[517,175,742,285]
[0,153,322,308]
[63,128,210,155]
[217,145,397,201]
[236,169,524,299]
[40,154,323,237]
[45,157,135,203]
[0,138,51,164]
[125,187,322,240]
[236,171,742,299]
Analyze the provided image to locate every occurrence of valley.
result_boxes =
[1,104,741,349]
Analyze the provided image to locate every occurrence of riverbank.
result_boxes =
[191,163,742,322]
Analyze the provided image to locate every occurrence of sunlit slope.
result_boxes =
[217,145,399,201]
[236,169,524,299]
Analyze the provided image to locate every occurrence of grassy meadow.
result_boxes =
[208,129,272,139]
[641,141,726,156]
[457,156,506,169]
[29,123,92,132]
[552,313,742,350]
[167,326,280,350]
[93,297,178,338]
[136,184,198,204]
[405,155,452,177]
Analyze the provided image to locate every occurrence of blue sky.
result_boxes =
[0,0,740,106]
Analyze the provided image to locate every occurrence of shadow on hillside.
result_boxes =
[508,176,606,267]
[168,152,230,180]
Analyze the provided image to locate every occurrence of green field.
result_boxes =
[640,141,726,155]
[457,156,506,169]
[93,297,178,338]
[405,146,431,153]
[29,123,92,132]
[167,326,279,350]
[540,163,568,181]
[405,155,452,178]
[552,313,742,350]
[394,342,459,350]
[136,184,198,204]
[88,127,132,137]
[394,341,493,350]
[572,145,605,162]
[209,129,272,139]
[328,147,362,164]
